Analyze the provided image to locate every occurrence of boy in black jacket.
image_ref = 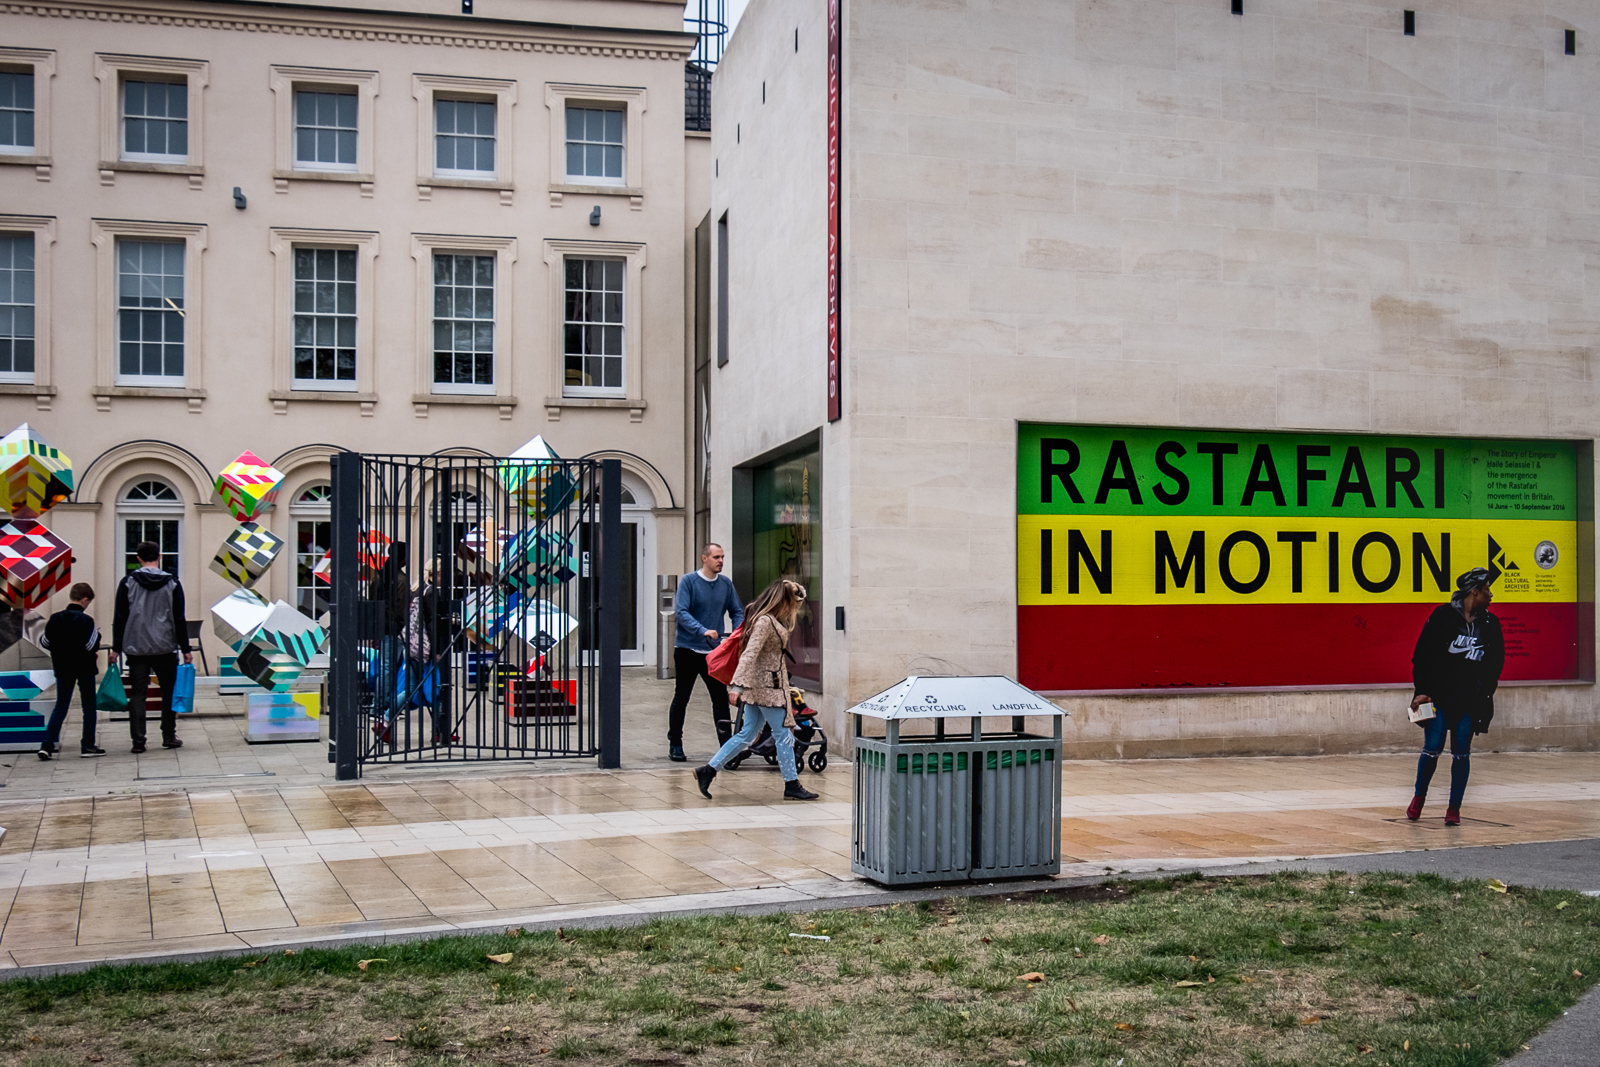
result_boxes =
[38,582,106,759]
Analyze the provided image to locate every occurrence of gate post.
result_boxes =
[598,458,622,769]
[331,451,361,781]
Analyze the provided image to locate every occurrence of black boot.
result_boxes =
[783,779,818,801]
[694,764,717,799]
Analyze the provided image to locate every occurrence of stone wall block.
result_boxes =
[1459,203,1545,248]
[1222,327,1318,368]
[1175,180,1277,228]
[1273,17,1369,90]
[1274,187,1371,236]
[1123,220,1225,280]
[907,114,1018,162]
[1458,40,1545,109]
[1175,4,1276,82]
[1410,100,1498,147]
[855,152,970,205]
[1367,28,1460,99]
[1075,0,1176,69]
[1176,363,1280,425]
[1020,212,1124,273]
[1497,107,1585,154]
[1276,368,1373,430]
[1077,171,1179,222]
[1318,90,1410,139]
[1497,248,1585,304]
[1016,124,1122,171]
[1120,321,1224,364]
[1497,344,1594,382]
[970,267,1076,315]
[1317,234,1412,290]
[906,47,1018,99]
[1015,318,1122,361]
[1370,196,1460,244]
[1318,152,1410,197]
[1371,371,1465,431]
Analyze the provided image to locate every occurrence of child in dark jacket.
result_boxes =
[38,582,106,759]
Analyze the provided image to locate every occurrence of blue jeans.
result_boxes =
[44,671,96,750]
[1415,712,1473,809]
[708,703,796,780]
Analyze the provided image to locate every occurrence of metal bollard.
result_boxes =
[657,574,678,679]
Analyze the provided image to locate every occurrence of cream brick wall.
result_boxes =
[0,0,696,667]
[715,0,1600,754]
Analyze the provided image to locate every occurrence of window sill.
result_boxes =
[549,183,643,209]
[421,177,510,190]
[269,389,377,416]
[94,385,206,413]
[274,169,373,183]
[0,382,55,411]
[411,392,518,420]
[0,153,49,167]
[102,160,202,175]
[544,396,647,423]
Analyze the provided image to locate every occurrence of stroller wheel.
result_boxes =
[726,753,746,770]
[808,751,828,773]
[763,753,778,766]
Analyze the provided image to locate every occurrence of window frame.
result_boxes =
[91,219,206,401]
[560,255,627,398]
[290,482,332,619]
[0,48,54,175]
[120,76,189,165]
[429,250,498,395]
[412,74,516,194]
[0,217,52,392]
[563,103,626,187]
[118,477,183,577]
[95,54,207,177]
[268,227,378,403]
[432,96,498,180]
[291,246,359,390]
[410,233,517,405]
[542,238,645,405]
[269,66,377,186]
[112,237,188,387]
[544,83,646,202]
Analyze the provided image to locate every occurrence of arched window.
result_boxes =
[291,482,332,617]
[118,478,182,574]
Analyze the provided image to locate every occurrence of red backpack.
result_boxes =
[705,625,743,684]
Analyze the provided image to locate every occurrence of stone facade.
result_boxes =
[711,0,1600,755]
[0,0,702,667]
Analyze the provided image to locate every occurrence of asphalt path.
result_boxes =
[1191,839,1600,1067]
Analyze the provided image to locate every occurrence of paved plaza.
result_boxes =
[1,670,1598,975]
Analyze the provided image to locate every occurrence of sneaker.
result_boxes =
[1444,807,1461,826]
[694,764,717,799]
[669,745,687,763]
[36,746,51,761]
[783,780,818,801]
[1405,795,1425,821]
[162,737,183,749]
[80,746,107,758]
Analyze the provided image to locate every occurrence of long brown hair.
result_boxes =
[739,579,806,655]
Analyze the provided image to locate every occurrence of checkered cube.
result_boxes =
[462,587,510,647]
[0,519,72,610]
[233,642,305,693]
[209,522,285,588]
[500,529,576,590]
[497,435,577,520]
[212,587,271,651]
[216,451,284,522]
[0,670,55,700]
[0,423,73,519]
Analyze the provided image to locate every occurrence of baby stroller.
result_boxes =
[727,688,829,773]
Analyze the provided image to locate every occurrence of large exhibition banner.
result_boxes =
[1016,424,1590,691]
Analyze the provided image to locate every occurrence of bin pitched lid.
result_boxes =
[847,675,1064,720]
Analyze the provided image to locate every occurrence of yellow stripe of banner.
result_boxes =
[1017,515,1577,607]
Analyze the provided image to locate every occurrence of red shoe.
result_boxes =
[1406,795,1425,821]
[1444,807,1461,826]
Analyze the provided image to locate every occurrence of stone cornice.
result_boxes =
[2,0,697,59]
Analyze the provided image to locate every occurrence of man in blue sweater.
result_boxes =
[667,543,744,762]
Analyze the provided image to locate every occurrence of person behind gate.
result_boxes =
[112,541,193,753]
[666,543,744,762]
[1406,566,1506,827]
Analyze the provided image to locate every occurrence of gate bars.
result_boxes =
[329,452,621,780]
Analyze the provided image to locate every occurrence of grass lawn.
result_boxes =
[4,870,1598,1067]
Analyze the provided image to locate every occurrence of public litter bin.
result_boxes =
[849,676,1065,886]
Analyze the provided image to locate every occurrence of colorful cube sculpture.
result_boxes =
[0,519,71,610]
[504,598,578,656]
[0,698,51,751]
[250,600,327,667]
[245,691,320,743]
[500,529,576,590]
[212,587,271,650]
[209,522,285,588]
[216,451,284,522]
[0,670,55,700]
[457,524,505,576]
[0,423,73,519]
[462,588,511,647]
[234,643,304,692]
[497,435,577,519]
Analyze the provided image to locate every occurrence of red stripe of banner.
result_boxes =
[1017,602,1581,691]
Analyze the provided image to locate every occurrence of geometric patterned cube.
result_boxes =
[462,587,510,647]
[0,518,72,610]
[310,529,390,586]
[233,642,304,693]
[0,423,73,519]
[212,587,272,651]
[0,670,55,700]
[504,597,577,657]
[248,599,327,668]
[216,450,284,522]
[500,529,576,590]
[497,435,577,519]
[209,522,285,588]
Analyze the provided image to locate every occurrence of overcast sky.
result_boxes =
[687,0,750,58]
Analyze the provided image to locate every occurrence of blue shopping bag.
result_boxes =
[171,662,196,714]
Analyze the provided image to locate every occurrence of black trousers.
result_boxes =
[126,652,179,745]
[44,670,96,749]
[667,647,732,746]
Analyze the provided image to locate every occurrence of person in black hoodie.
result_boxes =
[38,582,106,759]
[1406,567,1505,826]
[113,541,193,754]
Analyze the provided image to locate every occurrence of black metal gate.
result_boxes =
[327,451,621,780]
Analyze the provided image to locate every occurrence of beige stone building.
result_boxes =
[710,0,1600,755]
[0,0,713,668]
